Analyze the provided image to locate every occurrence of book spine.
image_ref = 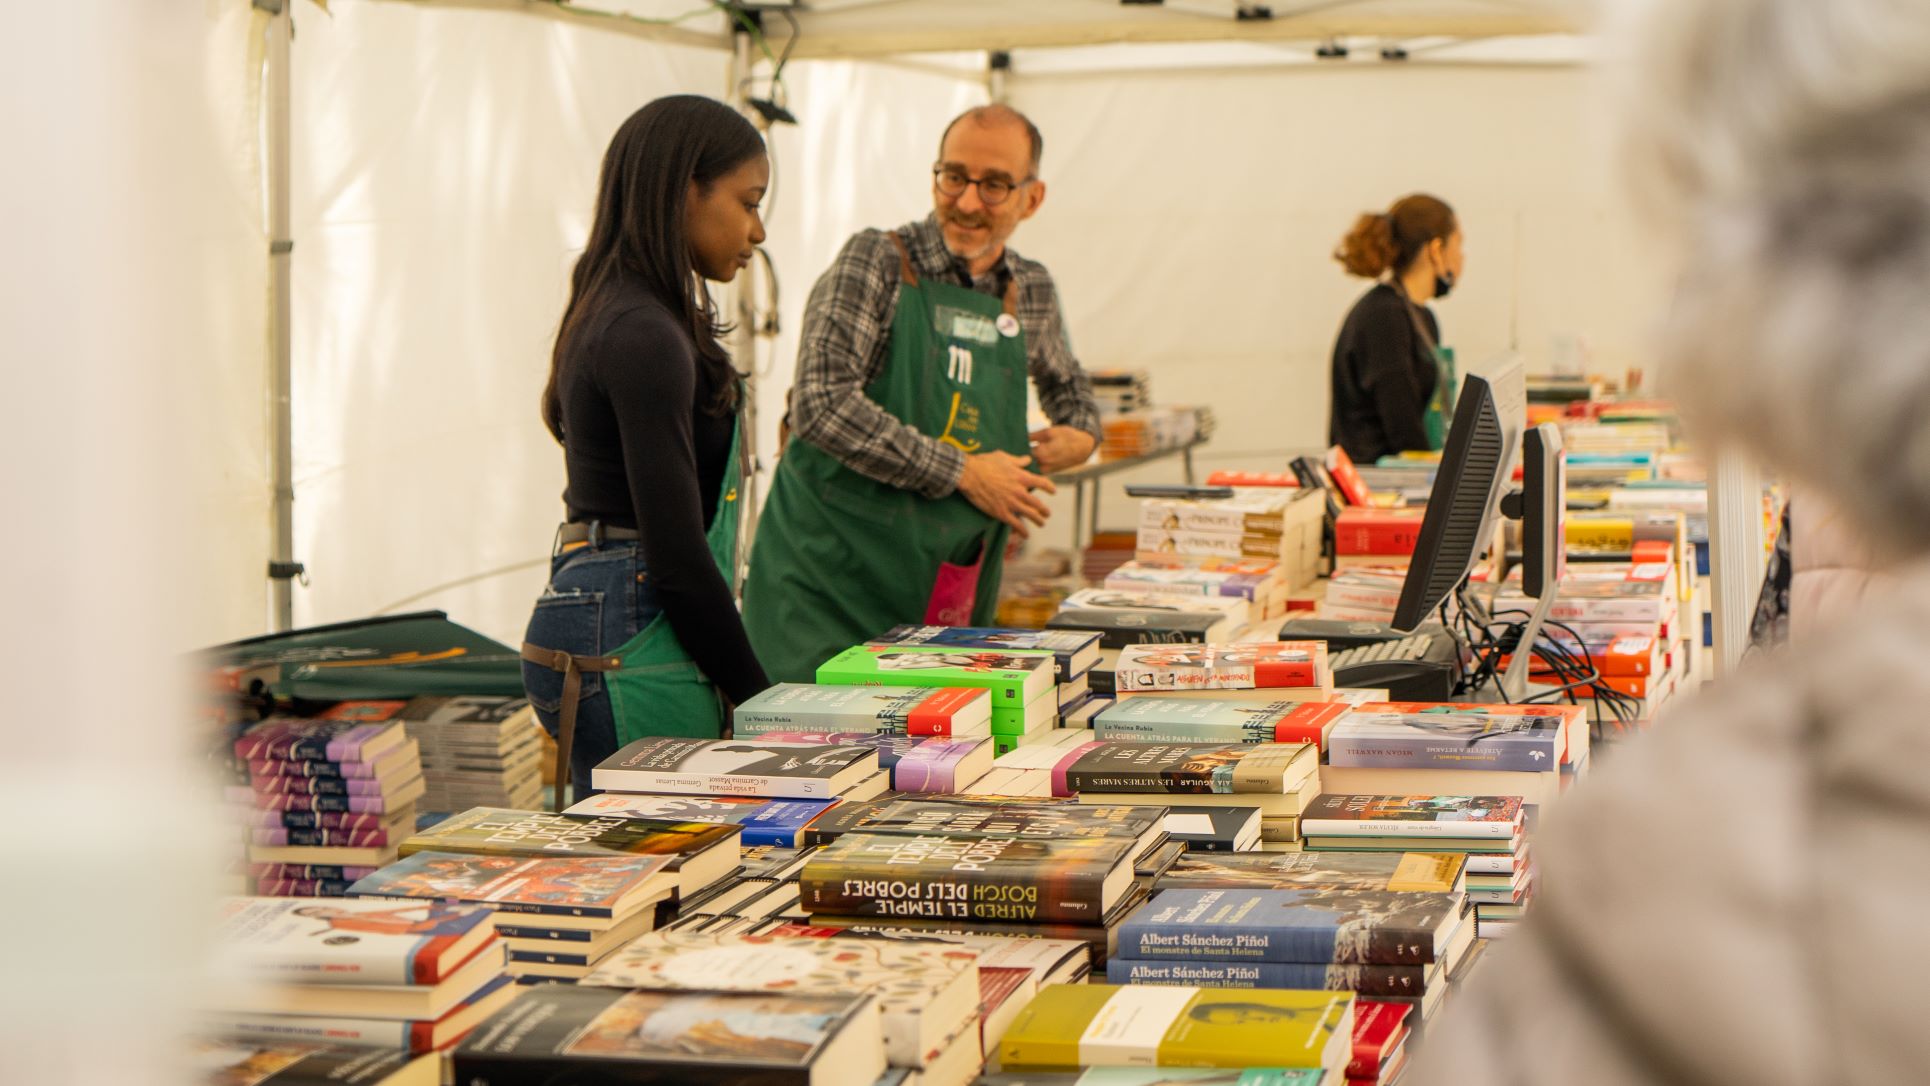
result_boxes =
[595,770,835,800]
[247,757,384,781]
[254,877,354,897]
[1334,521,1422,556]
[1092,720,1269,744]
[249,774,390,797]
[1105,958,1428,996]
[800,862,1105,925]
[250,826,397,848]
[1299,817,1515,839]
[204,1011,413,1052]
[452,1053,811,1086]
[1120,919,1437,965]
[1326,736,1558,773]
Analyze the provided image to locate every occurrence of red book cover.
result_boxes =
[1335,507,1428,556]
[904,687,986,737]
[1325,445,1374,507]
[1270,701,1353,750]
[1206,470,1299,488]
[1348,999,1411,1078]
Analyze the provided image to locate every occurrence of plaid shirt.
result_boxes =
[788,213,1102,499]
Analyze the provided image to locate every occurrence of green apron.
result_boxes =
[743,235,1031,683]
[522,409,744,810]
[1424,345,1457,452]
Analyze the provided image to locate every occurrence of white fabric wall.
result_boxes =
[0,3,260,1082]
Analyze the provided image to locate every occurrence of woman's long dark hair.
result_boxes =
[544,95,765,440]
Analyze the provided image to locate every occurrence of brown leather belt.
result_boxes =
[520,642,623,812]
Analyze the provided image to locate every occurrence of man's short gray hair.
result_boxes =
[1616,0,1930,553]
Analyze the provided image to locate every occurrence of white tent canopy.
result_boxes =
[225,0,1759,670]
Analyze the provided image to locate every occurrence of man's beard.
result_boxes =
[941,210,998,260]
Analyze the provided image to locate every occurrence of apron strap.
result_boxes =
[520,642,623,812]
[888,234,920,287]
[1002,277,1019,319]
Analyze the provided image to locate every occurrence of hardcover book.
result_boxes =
[799,832,1136,925]
[590,738,879,799]
[581,932,979,1068]
[1326,707,1568,772]
[1104,957,1430,998]
[1347,999,1411,1080]
[349,851,677,921]
[396,808,740,893]
[816,645,1056,706]
[1299,795,1524,838]
[1051,742,1316,797]
[868,625,1101,677]
[191,1042,437,1086]
[799,799,1166,854]
[1116,888,1466,965]
[1157,851,1466,894]
[732,684,992,737]
[561,793,837,849]
[997,984,1352,1072]
[215,896,498,985]
[451,985,886,1086]
[235,718,409,766]
[1113,642,1330,693]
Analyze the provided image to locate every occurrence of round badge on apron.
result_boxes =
[996,313,1020,338]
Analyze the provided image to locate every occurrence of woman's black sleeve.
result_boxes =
[1356,304,1433,454]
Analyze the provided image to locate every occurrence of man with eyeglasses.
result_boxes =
[743,104,1101,683]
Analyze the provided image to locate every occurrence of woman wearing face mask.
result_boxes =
[1327,195,1464,464]
[520,95,773,808]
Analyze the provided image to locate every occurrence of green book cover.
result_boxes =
[817,645,1056,706]
[398,807,739,861]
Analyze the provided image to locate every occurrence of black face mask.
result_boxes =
[1433,268,1456,300]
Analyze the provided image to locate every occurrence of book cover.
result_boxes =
[1094,699,1347,747]
[1136,528,1287,563]
[1333,507,1427,556]
[816,645,1056,705]
[202,976,518,1056]
[1324,446,1372,507]
[452,985,882,1084]
[1046,609,1230,650]
[398,808,739,862]
[240,809,400,833]
[1116,888,1463,964]
[581,932,978,1067]
[590,738,878,799]
[889,739,993,793]
[1300,795,1523,838]
[1158,851,1465,894]
[1139,489,1297,534]
[1052,742,1314,797]
[215,896,497,985]
[1160,806,1260,851]
[1347,1000,1411,1079]
[1113,643,1329,693]
[799,832,1133,924]
[244,741,420,782]
[562,793,838,849]
[800,799,1164,850]
[997,984,1352,1071]
[1327,707,1565,772]
[1061,587,1252,621]
[868,625,1100,677]
[349,851,676,919]
[236,718,407,765]
[1104,566,1275,603]
[732,684,991,737]
[1105,957,1429,998]
[191,1041,434,1086]
[397,695,529,725]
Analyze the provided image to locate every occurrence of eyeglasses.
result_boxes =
[932,165,1034,206]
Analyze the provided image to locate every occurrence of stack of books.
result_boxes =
[1088,368,1152,414]
[590,737,891,803]
[734,683,993,741]
[1104,557,1293,620]
[817,645,1060,754]
[1320,701,1587,810]
[1300,794,1531,939]
[1099,405,1208,461]
[1155,847,1467,896]
[204,897,514,1054]
[1332,506,1428,572]
[582,931,986,1083]
[1049,740,1319,850]
[865,626,1105,725]
[391,806,745,976]
[451,985,888,1086]
[230,709,427,896]
[564,792,839,849]
[1136,487,1324,589]
[1319,567,1413,624]
[348,850,682,985]
[1109,886,1474,1025]
[394,696,544,813]
[1078,528,1141,586]
[1111,641,1334,703]
[1489,559,1684,723]
[997,984,1354,1078]
[1046,587,1250,695]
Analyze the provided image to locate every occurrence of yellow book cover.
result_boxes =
[999,985,1353,1071]
[1566,517,1635,551]
[1388,852,1466,893]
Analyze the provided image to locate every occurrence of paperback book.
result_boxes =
[800,832,1136,925]
[1157,851,1466,894]
[998,984,1352,1072]
[733,684,991,737]
[349,851,676,921]
[816,645,1056,707]
[562,793,837,849]
[1326,707,1567,772]
[1116,888,1466,965]
[1094,698,1348,746]
[868,625,1102,677]
[799,799,1166,854]
[1113,642,1329,693]
[215,896,498,985]
[1104,957,1430,998]
[1051,742,1316,797]
[1299,794,1524,838]
[590,738,879,799]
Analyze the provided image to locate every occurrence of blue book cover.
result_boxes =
[561,792,837,849]
[1325,708,1564,772]
[1104,956,1428,996]
[1115,887,1462,965]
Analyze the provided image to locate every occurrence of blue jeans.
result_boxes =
[521,538,661,804]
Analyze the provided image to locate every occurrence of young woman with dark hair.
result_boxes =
[1327,195,1464,464]
[521,94,772,806]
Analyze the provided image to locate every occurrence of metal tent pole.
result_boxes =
[261,0,301,631]
[1706,451,1764,677]
[726,26,761,586]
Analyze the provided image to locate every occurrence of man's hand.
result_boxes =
[1029,425,1098,474]
[957,450,1056,533]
